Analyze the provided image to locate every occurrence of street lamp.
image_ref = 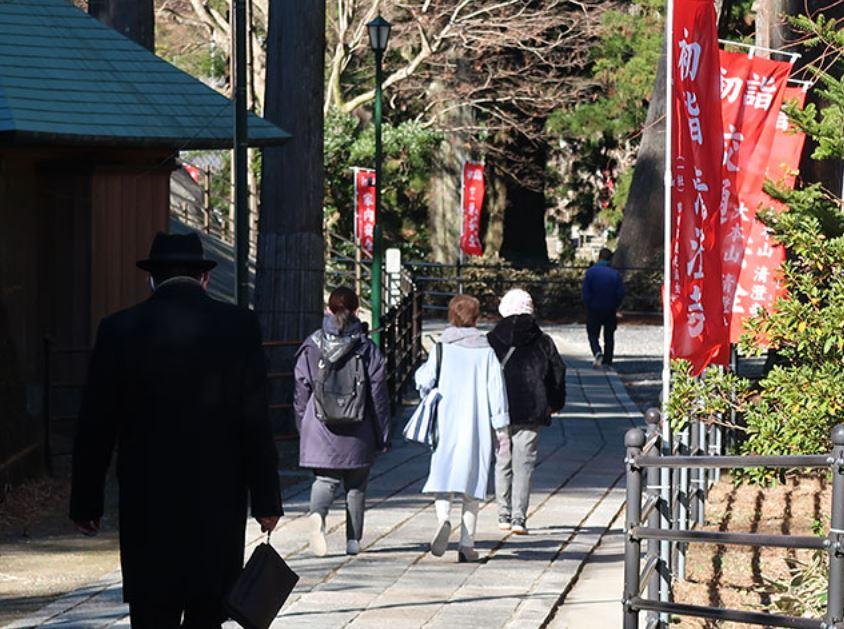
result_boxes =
[366,15,391,346]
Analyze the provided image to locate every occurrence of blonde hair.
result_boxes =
[447,295,481,327]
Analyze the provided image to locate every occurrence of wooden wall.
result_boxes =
[90,166,170,333]
[0,148,173,484]
[0,151,43,482]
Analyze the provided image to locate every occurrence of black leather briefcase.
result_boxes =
[225,538,299,629]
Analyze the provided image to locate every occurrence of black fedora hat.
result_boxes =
[137,232,217,272]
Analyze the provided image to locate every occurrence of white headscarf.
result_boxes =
[498,288,534,318]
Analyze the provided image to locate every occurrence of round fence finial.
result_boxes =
[832,424,844,446]
[625,428,646,448]
[644,407,662,425]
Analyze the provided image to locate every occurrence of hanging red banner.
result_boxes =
[354,168,376,255]
[460,162,485,257]
[729,86,807,340]
[183,162,201,184]
[717,50,792,341]
[670,0,728,374]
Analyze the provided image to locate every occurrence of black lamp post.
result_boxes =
[232,0,248,307]
[366,15,391,345]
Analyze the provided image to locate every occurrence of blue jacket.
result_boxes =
[583,260,625,311]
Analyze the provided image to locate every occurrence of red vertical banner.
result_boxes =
[670,0,728,373]
[183,162,201,183]
[354,168,376,255]
[729,86,807,338]
[460,162,485,257]
[717,50,792,341]
[765,86,807,187]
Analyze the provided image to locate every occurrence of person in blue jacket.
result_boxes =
[582,248,625,368]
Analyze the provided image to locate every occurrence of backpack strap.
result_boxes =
[501,346,516,370]
[434,342,443,387]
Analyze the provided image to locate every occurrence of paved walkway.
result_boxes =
[8,341,641,629]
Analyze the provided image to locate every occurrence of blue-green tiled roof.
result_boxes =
[0,0,290,148]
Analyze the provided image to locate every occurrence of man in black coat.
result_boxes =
[488,289,566,535]
[70,232,283,629]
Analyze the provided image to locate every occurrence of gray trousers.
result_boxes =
[309,467,370,541]
[494,426,540,522]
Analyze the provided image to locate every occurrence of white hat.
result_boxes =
[499,288,534,318]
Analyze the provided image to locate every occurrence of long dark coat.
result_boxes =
[293,316,391,469]
[488,314,567,426]
[70,280,282,606]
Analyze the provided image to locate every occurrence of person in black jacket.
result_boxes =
[70,232,283,629]
[488,289,566,534]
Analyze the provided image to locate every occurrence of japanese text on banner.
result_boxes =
[460,162,485,257]
[717,50,792,341]
[731,86,807,341]
[670,0,729,373]
[354,168,376,255]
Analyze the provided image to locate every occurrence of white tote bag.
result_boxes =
[403,343,442,449]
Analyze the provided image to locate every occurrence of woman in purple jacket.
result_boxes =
[293,287,391,557]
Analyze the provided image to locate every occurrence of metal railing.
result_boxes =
[405,260,662,317]
[379,288,425,406]
[623,415,844,629]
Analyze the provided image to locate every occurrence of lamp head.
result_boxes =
[367,15,392,52]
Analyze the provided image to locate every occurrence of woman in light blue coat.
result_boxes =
[415,295,510,562]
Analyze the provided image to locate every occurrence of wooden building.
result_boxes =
[0,0,289,483]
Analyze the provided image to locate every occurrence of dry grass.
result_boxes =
[674,474,830,628]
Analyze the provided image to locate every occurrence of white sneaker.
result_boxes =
[346,539,360,556]
[593,353,603,368]
[511,520,528,535]
[308,513,327,557]
[430,520,452,557]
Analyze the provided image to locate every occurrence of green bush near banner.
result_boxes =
[670,15,844,472]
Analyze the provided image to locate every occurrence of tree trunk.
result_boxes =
[88,0,154,51]
[427,141,464,264]
[256,3,325,341]
[498,133,549,265]
[613,51,666,270]
[427,54,475,264]
[483,162,507,257]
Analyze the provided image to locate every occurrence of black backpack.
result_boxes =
[313,341,368,426]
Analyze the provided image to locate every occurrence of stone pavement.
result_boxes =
[7,344,641,628]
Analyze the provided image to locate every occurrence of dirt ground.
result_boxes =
[674,473,830,628]
[0,476,121,626]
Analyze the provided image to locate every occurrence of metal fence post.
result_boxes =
[826,424,844,626]
[624,428,645,629]
[677,424,690,581]
[658,414,672,620]
[698,421,707,525]
[690,419,701,524]
[644,409,664,628]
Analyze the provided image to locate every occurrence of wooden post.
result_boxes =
[203,166,212,234]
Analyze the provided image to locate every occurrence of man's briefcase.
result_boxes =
[225,539,299,629]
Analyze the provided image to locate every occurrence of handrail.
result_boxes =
[630,598,824,629]
[631,526,828,550]
[633,454,831,469]
[623,417,844,629]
